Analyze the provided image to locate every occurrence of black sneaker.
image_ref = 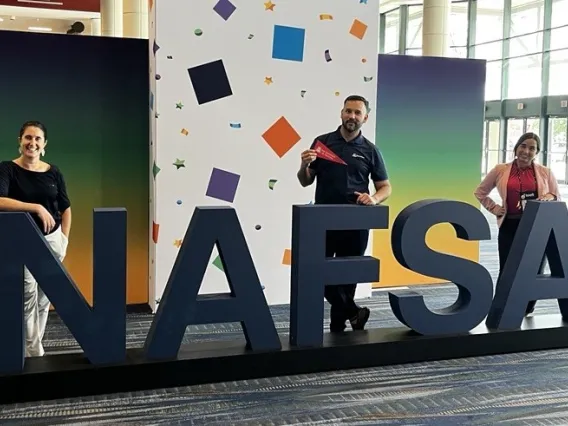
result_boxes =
[350,307,370,330]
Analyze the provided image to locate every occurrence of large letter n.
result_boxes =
[0,209,127,374]
[144,207,280,359]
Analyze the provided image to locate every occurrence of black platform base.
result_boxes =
[3,315,568,404]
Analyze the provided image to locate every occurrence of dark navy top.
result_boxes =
[0,161,71,235]
[308,126,388,205]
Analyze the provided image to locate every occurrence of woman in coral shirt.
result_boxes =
[474,132,560,315]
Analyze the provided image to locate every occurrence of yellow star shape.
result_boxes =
[173,239,183,248]
[264,76,273,85]
[264,1,275,11]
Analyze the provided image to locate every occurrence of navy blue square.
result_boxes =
[272,25,305,62]
[188,59,233,105]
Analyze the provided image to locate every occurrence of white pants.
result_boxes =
[24,226,69,357]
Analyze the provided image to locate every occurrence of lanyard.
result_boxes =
[514,162,536,194]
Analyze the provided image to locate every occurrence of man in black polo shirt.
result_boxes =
[296,95,391,332]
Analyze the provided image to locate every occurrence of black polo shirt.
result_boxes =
[308,126,388,204]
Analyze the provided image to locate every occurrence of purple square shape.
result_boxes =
[206,168,240,203]
[213,0,236,21]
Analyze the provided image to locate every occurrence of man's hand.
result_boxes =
[354,192,376,205]
[300,149,317,167]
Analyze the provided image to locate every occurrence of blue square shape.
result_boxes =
[272,25,305,62]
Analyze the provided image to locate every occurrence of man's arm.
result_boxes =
[371,180,392,204]
[297,140,319,187]
[370,145,391,204]
[297,165,315,187]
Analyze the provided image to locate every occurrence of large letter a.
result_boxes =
[144,207,281,359]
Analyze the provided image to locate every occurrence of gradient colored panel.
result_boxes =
[0,31,149,304]
[373,54,486,287]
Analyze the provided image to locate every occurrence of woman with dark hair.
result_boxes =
[0,121,71,357]
[475,132,559,315]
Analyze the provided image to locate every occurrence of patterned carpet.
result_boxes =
[2,195,568,425]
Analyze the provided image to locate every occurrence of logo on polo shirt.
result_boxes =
[352,153,365,159]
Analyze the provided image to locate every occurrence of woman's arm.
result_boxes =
[56,167,72,237]
[540,168,561,201]
[474,166,503,215]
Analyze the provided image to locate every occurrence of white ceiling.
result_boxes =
[0,5,98,34]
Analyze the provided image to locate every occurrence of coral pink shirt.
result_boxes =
[506,163,537,215]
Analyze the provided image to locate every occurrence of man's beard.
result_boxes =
[342,119,361,133]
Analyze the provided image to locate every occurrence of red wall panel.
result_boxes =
[0,0,99,13]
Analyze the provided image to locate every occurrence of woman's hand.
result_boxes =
[537,193,556,201]
[494,205,506,217]
[34,204,55,233]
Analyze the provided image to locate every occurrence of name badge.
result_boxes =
[519,191,537,211]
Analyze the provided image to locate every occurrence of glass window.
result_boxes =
[549,48,568,95]
[506,119,525,161]
[509,33,542,57]
[485,60,503,101]
[449,46,467,58]
[548,118,567,182]
[384,9,400,54]
[550,26,568,50]
[475,0,504,44]
[483,120,501,175]
[406,48,422,56]
[510,0,544,38]
[475,41,503,61]
[449,2,469,47]
[552,0,568,28]
[407,5,423,50]
[507,54,542,99]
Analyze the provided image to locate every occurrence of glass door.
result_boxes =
[548,117,568,183]
[482,120,501,176]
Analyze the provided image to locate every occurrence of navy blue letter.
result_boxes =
[389,200,493,335]
[0,209,127,374]
[289,204,388,347]
[486,201,568,329]
[144,207,280,359]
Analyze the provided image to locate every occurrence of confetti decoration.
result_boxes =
[206,167,241,203]
[152,40,160,55]
[361,57,367,63]
[176,200,182,205]
[152,221,159,243]
[282,249,292,266]
[152,162,161,178]
[173,239,183,248]
[188,59,233,105]
[173,158,185,169]
[272,25,306,62]
[155,74,161,80]
[176,101,184,109]
[264,0,275,11]
[324,49,332,62]
[268,179,278,190]
[150,91,154,110]
[229,122,242,128]
[360,0,368,3]
[319,14,333,20]
[255,225,262,230]
[212,255,224,271]
[300,90,306,98]
[194,29,203,36]
[262,116,301,158]
[248,34,254,39]
[335,91,340,96]
[213,0,236,20]
[155,112,160,118]
[167,55,173,59]
[264,76,273,85]
[349,19,368,40]
[363,76,374,82]
[181,128,189,136]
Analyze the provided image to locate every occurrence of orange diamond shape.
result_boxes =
[262,116,301,158]
[349,19,368,40]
